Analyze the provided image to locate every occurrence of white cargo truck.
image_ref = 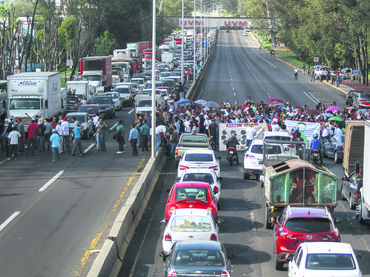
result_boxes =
[7,72,62,125]
[65,80,92,103]
[358,120,370,224]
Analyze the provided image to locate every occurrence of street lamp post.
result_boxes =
[181,0,184,85]
[151,0,156,158]
[193,0,196,82]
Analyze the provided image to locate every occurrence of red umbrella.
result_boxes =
[268,98,283,103]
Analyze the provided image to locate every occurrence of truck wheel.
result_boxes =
[349,196,355,210]
[275,255,284,270]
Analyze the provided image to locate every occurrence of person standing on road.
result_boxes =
[245,122,256,147]
[115,120,125,154]
[49,129,60,162]
[139,119,150,152]
[128,123,139,156]
[96,117,107,152]
[26,119,38,156]
[37,119,46,152]
[71,119,84,156]
[294,68,299,80]
[311,69,315,81]
[16,118,25,152]
[168,127,179,160]
[44,119,52,151]
[61,117,70,152]
[8,127,21,160]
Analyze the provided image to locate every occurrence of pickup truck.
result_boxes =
[175,133,212,162]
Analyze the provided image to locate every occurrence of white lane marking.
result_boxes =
[39,170,64,192]
[250,211,257,232]
[0,211,20,232]
[0,159,7,165]
[83,143,95,154]
[253,50,277,69]
[303,91,319,105]
[128,108,134,114]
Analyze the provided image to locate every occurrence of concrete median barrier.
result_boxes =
[87,149,166,277]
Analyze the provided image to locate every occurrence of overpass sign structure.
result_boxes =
[168,17,278,30]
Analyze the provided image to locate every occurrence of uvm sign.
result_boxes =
[180,18,249,28]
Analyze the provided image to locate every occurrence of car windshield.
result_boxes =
[171,216,212,232]
[107,93,118,99]
[174,249,224,267]
[82,75,101,81]
[115,87,130,93]
[66,115,86,123]
[306,254,355,270]
[251,145,282,154]
[185,153,213,162]
[9,98,40,110]
[78,106,98,114]
[175,187,208,201]
[264,136,291,141]
[285,218,333,233]
[183,173,214,184]
[66,97,78,104]
[91,97,111,104]
[138,100,152,107]
[181,135,208,143]
[359,94,370,100]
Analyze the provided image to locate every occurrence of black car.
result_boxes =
[163,240,232,277]
[322,135,344,163]
[89,95,115,118]
[341,172,362,210]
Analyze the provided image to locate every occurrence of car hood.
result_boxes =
[95,103,111,107]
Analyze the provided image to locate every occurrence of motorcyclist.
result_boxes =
[227,133,239,164]
[311,133,323,164]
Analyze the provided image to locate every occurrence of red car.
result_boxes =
[164,182,218,222]
[273,206,341,270]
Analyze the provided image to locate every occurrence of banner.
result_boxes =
[218,123,267,151]
[285,120,321,141]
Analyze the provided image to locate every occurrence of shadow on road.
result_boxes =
[221,197,261,212]
[225,243,271,265]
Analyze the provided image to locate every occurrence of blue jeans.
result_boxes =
[155,134,161,151]
[39,136,46,151]
[170,143,177,158]
[72,138,83,155]
[52,147,59,161]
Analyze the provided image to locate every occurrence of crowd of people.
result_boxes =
[1,90,370,162]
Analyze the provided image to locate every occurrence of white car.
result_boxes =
[288,242,362,277]
[243,140,290,180]
[179,169,221,203]
[162,208,219,254]
[177,149,221,179]
[262,131,296,156]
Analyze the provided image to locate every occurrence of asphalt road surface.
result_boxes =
[118,30,370,277]
[0,106,150,277]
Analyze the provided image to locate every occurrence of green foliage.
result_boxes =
[92,30,117,56]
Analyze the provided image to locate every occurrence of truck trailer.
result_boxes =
[358,120,370,224]
[7,72,62,125]
[80,56,112,91]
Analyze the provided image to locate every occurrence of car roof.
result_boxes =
[302,242,353,254]
[286,206,330,218]
[250,139,264,145]
[174,181,210,188]
[184,149,214,154]
[263,132,291,137]
[176,240,221,251]
[172,208,212,216]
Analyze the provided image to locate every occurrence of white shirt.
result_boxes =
[271,123,280,132]
[56,124,63,136]
[245,126,256,140]
[155,125,166,135]
[204,119,211,130]
[8,130,21,145]
[61,121,70,136]
[322,127,330,138]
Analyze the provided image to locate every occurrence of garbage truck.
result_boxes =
[263,159,338,228]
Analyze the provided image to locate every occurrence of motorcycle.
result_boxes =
[227,147,239,165]
[311,150,321,166]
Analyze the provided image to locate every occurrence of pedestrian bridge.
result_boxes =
[166,16,278,30]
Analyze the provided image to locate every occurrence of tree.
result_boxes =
[92,30,117,56]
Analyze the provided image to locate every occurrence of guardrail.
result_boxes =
[87,150,167,277]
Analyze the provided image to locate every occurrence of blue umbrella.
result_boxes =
[176,98,189,105]
[321,113,333,118]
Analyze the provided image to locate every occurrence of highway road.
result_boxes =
[0,107,150,277]
[118,30,370,277]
